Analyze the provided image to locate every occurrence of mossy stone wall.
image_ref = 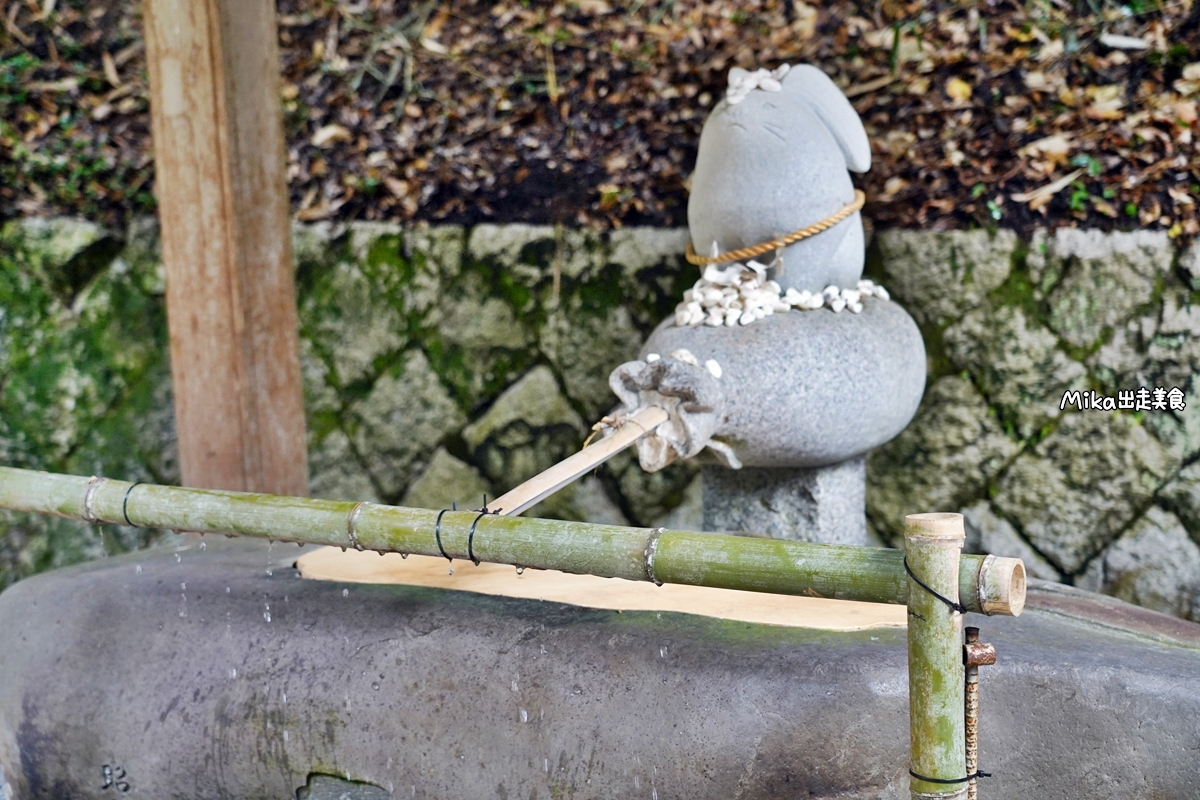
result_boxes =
[2,217,1199,623]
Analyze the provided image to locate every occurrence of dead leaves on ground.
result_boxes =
[1,0,1198,238]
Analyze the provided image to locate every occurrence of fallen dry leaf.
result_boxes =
[311,124,352,147]
[945,77,972,103]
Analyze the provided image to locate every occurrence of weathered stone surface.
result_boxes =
[4,541,1200,799]
[307,429,379,503]
[1158,458,1200,538]
[299,260,406,386]
[702,460,868,544]
[960,501,1062,581]
[538,306,642,421]
[462,366,585,492]
[656,473,703,531]
[687,65,870,293]
[606,449,698,529]
[606,227,690,277]
[871,229,1016,325]
[867,375,1020,543]
[641,298,926,468]
[527,475,630,525]
[1145,285,1200,390]
[943,304,1087,438]
[1043,228,1170,349]
[344,350,465,502]
[993,411,1172,574]
[1077,507,1200,620]
[296,774,391,800]
[400,447,491,510]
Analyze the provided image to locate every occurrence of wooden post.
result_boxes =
[905,513,968,799]
[142,0,308,495]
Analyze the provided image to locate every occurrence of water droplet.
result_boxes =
[634,776,641,790]
[263,610,272,623]
[283,730,289,743]
[519,708,528,723]
[544,758,549,772]
[180,582,186,590]
[199,541,207,551]
[540,645,547,654]
[134,564,142,575]
[282,692,287,703]
[516,566,525,575]
[401,553,409,559]
[653,788,658,800]
[226,586,231,593]
[511,679,519,693]
[448,567,454,576]
[229,668,237,679]
[659,646,668,658]
[342,588,349,597]
[372,682,380,690]
[174,553,181,563]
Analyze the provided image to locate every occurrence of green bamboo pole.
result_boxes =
[0,466,1024,615]
[906,512,969,800]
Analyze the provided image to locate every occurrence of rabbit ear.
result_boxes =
[783,64,872,173]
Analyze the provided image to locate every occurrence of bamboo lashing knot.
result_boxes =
[904,555,968,614]
[346,501,371,551]
[643,527,667,586]
[684,189,866,266]
[582,410,655,450]
[82,476,106,523]
[468,495,500,566]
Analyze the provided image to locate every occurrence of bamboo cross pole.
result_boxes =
[0,466,1025,614]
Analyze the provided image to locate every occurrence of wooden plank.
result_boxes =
[143,0,308,495]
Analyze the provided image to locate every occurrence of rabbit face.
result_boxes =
[688,64,870,293]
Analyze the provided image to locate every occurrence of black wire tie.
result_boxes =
[903,555,968,614]
[122,481,143,527]
[909,769,992,784]
[435,505,454,562]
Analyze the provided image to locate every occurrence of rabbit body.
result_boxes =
[688,65,871,293]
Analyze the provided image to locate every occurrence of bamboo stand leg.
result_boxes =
[906,513,968,800]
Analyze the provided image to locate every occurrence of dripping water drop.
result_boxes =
[342,588,349,597]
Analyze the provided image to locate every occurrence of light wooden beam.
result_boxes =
[143,0,308,496]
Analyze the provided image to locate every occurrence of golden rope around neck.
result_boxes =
[684,189,866,267]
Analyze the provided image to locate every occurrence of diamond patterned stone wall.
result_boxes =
[2,218,1198,622]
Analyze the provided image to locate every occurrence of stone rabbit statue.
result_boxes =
[687,64,872,293]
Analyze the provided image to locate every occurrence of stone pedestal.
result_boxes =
[701,458,868,545]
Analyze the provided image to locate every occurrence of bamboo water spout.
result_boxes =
[0,467,1025,614]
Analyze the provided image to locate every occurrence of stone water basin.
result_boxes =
[1,537,1199,798]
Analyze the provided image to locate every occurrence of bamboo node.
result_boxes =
[346,501,371,551]
[82,476,107,523]
[643,527,666,586]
